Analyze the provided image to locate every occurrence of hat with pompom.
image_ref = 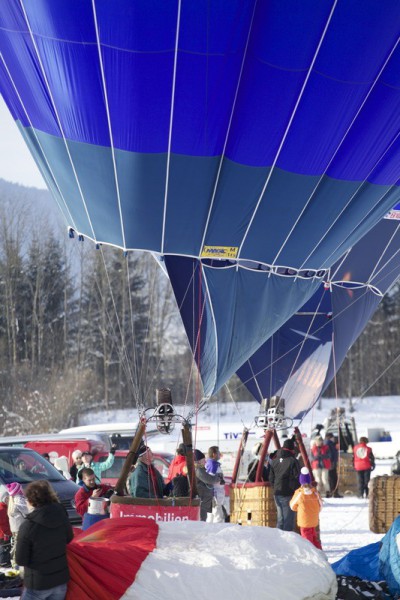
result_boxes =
[193,449,205,462]
[299,466,311,485]
[6,482,23,496]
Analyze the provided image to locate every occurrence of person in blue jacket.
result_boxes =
[129,446,166,499]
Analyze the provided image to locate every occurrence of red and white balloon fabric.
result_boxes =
[66,518,337,599]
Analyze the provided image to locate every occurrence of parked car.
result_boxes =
[0,447,81,524]
[98,450,174,486]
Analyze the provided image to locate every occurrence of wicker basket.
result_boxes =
[229,482,277,527]
[369,475,400,533]
[338,452,358,495]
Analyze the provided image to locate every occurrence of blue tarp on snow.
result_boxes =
[332,515,400,596]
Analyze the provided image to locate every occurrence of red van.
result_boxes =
[24,436,109,467]
[98,450,174,486]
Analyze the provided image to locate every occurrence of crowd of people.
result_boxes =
[0,430,376,598]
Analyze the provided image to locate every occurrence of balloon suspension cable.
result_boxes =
[254,395,293,431]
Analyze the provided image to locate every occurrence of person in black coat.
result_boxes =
[269,438,301,531]
[16,480,73,600]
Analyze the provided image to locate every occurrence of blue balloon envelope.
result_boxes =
[237,216,400,418]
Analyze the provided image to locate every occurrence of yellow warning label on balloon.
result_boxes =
[201,246,238,259]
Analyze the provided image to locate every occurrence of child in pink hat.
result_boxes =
[5,482,28,569]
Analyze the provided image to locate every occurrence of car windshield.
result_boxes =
[98,453,173,480]
[0,450,64,484]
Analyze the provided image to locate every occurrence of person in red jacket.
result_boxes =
[311,436,332,497]
[74,468,113,518]
[353,436,375,499]
[166,443,187,483]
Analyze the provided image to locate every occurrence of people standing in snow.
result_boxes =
[129,446,166,499]
[353,437,375,499]
[269,438,301,531]
[247,442,269,483]
[193,449,216,521]
[74,468,113,518]
[6,482,29,569]
[16,480,73,600]
[310,436,331,497]
[69,449,83,481]
[290,467,323,549]
[76,445,116,484]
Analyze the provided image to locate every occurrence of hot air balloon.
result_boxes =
[1,1,400,396]
[236,212,400,420]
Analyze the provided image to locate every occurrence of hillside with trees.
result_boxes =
[0,179,398,434]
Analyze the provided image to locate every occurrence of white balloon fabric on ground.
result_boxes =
[123,521,337,600]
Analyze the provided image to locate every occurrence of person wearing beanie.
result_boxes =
[5,482,29,569]
[290,467,323,549]
[269,436,301,531]
[129,446,166,499]
[193,449,216,521]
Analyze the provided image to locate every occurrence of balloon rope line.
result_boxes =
[367,225,400,284]
[141,261,199,410]
[137,263,159,405]
[125,257,140,398]
[98,247,140,408]
[234,248,400,398]
[189,262,206,507]
[281,35,400,271]
[91,0,126,249]
[247,360,264,403]
[238,0,339,261]
[18,0,98,244]
[280,287,328,402]
[75,243,140,409]
[0,54,76,231]
[269,334,274,400]
[329,249,351,281]
[199,0,258,254]
[331,331,341,496]
[229,268,395,397]
[300,165,400,273]
[96,260,139,407]
[161,0,182,254]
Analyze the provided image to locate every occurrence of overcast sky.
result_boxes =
[0,96,46,189]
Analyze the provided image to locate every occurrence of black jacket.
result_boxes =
[247,459,269,483]
[16,503,73,591]
[269,448,300,497]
